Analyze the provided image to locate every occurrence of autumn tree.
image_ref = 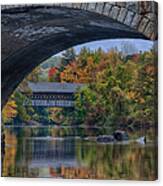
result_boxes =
[2,97,17,123]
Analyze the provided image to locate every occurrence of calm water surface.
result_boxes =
[2,126,157,180]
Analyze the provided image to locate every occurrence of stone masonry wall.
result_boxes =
[1,1,158,40]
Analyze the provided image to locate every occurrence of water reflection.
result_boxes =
[2,127,157,180]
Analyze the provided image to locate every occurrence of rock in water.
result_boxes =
[136,136,146,144]
[113,130,129,141]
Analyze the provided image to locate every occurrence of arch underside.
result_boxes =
[1,7,148,108]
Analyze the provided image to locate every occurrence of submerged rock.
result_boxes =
[84,136,97,141]
[96,135,115,143]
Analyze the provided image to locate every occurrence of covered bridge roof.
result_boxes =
[28,82,84,94]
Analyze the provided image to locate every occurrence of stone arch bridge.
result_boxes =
[1,1,158,108]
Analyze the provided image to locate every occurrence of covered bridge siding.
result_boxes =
[23,82,84,107]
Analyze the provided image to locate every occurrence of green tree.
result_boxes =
[60,48,76,71]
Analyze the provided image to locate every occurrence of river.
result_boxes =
[2,126,157,180]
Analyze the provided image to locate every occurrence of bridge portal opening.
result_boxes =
[2,38,155,128]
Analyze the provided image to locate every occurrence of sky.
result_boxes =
[55,38,153,56]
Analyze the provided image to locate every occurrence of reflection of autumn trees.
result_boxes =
[2,129,41,177]
[2,130,17,177]
[60,166,97,179]
[49,141,156,180]
[2,128,157,179]
[75,141,157,180]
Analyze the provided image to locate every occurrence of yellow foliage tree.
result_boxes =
[2,99,17,123]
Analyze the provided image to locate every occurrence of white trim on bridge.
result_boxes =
[24,99,75,107]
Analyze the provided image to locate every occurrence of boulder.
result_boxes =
[136,136,146,144]
[113,130,129,141]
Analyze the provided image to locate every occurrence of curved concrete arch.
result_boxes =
[1,3,157,108]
